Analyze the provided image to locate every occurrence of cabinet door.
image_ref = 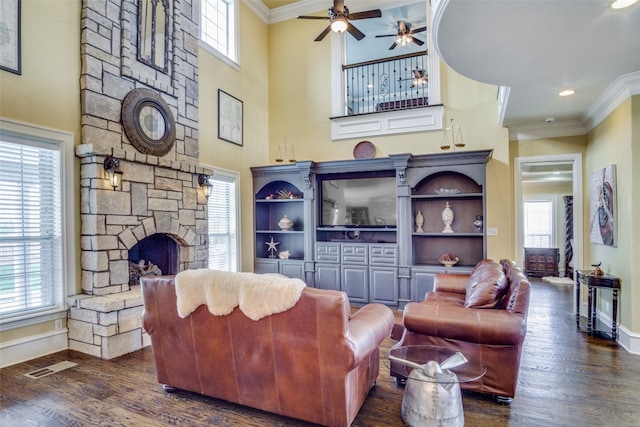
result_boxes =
[279,260,304,280]
[315,263,341,291]
[341,265,368,303]
[411,269,437,301]
[370,266,398,306]
[255,258,278,274]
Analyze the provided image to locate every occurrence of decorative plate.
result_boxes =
[353,141,376,159]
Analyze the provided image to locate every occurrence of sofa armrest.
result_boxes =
[433,274,469,294]
[403,302,526,346]
[347,303,395,366]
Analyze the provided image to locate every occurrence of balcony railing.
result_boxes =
[344,51,429,115]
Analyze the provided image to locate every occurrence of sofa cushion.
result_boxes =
[464,260,508,308]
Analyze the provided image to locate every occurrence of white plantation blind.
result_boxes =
[207,172,238,272]
[524,199,554,248]
[0,138,63,317]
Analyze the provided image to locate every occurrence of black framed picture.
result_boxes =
[218,89,243,146]
[0,0,22,75]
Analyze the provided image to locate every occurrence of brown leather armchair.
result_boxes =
[390,259,530,403]
[142,275,395,427]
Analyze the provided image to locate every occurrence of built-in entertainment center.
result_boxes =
[251,150,492,307]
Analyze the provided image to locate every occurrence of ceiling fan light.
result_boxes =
[331,18,348,33]
[611,0,637,9]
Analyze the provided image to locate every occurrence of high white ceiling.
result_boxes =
[261,0,640,137]
[433,0,640,134]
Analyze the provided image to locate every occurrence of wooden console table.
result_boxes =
[575,270,621,340]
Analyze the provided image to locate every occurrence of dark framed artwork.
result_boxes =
[589,164,616,247]
[0,0,21,74]
[218,89,243,146]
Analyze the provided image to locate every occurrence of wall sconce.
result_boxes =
[198,174,213,198]
[104,156,123,190]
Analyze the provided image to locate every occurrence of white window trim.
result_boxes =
[200,0,240,70]
[204,165,242,272]
[0,118,76,331]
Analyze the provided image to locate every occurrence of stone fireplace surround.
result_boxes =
[67,0,209,359]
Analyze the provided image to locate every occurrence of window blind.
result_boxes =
[0,139,62,317]
[207,174,237,272]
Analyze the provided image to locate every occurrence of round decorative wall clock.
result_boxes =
[121,88,176,156]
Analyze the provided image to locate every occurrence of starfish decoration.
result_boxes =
[265,237,279,258]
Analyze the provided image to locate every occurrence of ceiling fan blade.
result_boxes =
[314,25,332,42]
[375,34,397,38]
[349,9,382,20]
[346,22,366,41]
[411,37,424,46]
[297,15,330,20]
[389,41,398,50]
[410,26,427,34]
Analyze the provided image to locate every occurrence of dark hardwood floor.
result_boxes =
[2,278,639,426]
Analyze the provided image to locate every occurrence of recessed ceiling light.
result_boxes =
[558,88,576,97]
[611,0,638,10]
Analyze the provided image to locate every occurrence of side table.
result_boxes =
[576,270,621,340]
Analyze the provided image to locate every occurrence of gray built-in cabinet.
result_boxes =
[251,150,492,308]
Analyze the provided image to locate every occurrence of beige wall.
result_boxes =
[0,0,81,344]
[586,97,636,333]
[198,2,270,272]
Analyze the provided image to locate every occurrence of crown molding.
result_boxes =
[509,71,640,141]
[266,0,419,24]
[509,120,587,142]
[582,71,640,133]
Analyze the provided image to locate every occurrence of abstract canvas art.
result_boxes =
[589,164,616,247]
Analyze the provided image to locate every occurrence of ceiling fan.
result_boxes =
[375,21,426,50]
[399,69,428,88]
[297,0,382,42]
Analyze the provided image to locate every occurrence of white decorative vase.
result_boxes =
[442,202,454,233]
[277,215,293,231]
[415,210,424,233]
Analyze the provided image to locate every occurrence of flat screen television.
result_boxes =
[319,171,397,228]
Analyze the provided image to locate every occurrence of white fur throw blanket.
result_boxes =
[174,269,306,321]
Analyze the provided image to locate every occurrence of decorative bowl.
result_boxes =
[439,259,459,267]
[438,253,459,267]
[434,188,460,195]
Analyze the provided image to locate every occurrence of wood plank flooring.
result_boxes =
[2,278,640,426]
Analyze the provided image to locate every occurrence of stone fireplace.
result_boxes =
[67,0,209,359]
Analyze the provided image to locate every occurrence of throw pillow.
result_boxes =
[464,261,508,308]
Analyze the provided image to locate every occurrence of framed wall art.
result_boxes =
[0,0,21,74]
[589,164,616,247]
[218,89,243,146]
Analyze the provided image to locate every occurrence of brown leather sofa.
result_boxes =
[390,259,531,403]
[141,275,395,427]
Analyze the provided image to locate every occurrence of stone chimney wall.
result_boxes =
[69,0,209,359]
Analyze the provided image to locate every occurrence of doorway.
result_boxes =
[514,154,583,314]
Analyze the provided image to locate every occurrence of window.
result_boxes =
[201,0,237,63]
[0,120,73,323]
[524,199,555,247]
[207,168,240,272]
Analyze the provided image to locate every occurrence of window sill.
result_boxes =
[199,41,240,71]
[330,105,444,140]
[0,308,68,332]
